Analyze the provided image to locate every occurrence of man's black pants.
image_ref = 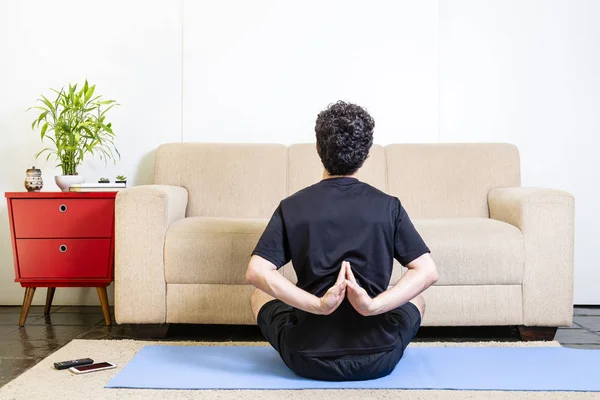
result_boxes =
[257,300,422,381]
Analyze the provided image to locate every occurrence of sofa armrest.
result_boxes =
[114,185,188,324]
[488,187,574,327]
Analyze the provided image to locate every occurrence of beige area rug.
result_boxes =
[1,339,599,400]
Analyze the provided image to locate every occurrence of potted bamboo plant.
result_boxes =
[29,81,120,191]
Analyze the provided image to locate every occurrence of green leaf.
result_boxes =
[103,144,115,159]
[36,111,49,126]
[74,132,81,143]
[84,85,95,103]
[97,147,110,163]
[100,104,116,117]
[58,108,70,119]
[40,96,55,112]
[81,126,93,137]
[31,106,49,112]
[34,147,53,159]
[96,100,116,105]
[87,95,102,104]
[100,123,114,135]
[40,123,48,139]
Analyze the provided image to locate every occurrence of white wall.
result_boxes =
[439,0,600,304]
[0,0,598,305]
[182,0,439,144]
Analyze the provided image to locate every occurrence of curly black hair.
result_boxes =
[315,101,374,176]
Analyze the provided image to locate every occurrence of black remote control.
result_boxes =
[54,358,94,370]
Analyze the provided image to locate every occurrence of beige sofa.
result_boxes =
[114,143,574,339]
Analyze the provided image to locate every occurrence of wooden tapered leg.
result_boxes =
[19,287,36,327]
[96,286,111,326]
[518,326,558,341]
[44,287,56,315]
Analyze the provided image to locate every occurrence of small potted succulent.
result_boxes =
[98,177,110,184]
[115,175,127,185]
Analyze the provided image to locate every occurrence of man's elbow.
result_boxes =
[428,268,439,286]
[245,264,258,286]
[426,263,439,287]
[418,254,439,287]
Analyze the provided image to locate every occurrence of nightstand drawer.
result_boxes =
[16,239,111,279]
[11,199,113,238]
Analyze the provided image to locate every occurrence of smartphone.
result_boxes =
[69,361,117,374]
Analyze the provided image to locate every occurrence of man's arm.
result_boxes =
[346,253,438,316]
[246,255,346,316]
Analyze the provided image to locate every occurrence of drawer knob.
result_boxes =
[59,204,68,213]
[59,244,68,253]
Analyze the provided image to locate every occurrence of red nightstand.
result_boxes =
[5,192,116,326]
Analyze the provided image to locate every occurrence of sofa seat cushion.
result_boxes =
[411,218,524,285]
[165,217,267,284]
[165,217,523,286]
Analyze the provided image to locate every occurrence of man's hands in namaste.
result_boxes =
[318,261,376,316]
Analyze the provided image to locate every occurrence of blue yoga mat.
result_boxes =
[106,345,600,391]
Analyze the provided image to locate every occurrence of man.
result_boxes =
[245,101,439,381]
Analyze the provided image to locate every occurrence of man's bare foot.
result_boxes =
[250,289,276,322]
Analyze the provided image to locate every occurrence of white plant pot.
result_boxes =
[55,175,85,192]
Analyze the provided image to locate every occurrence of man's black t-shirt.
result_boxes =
[252,177,430,357]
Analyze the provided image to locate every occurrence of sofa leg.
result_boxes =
[518,326,558,341]
[130,324,171,339]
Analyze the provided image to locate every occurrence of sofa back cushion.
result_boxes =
[287,144,387,195]
[385,143,520,218]
[155,143,287,218]
[154,142,520,219]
